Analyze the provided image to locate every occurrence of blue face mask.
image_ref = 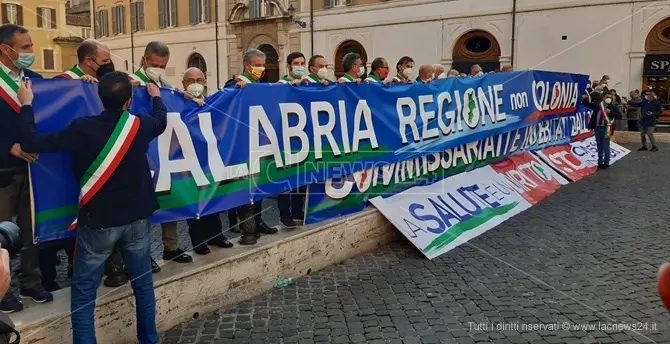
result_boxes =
[6,45,34,69]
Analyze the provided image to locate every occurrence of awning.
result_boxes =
[643,55,670,77]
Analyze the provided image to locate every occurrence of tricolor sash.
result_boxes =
[598,102,615,138]
[0,66,21,112]
[236,73,256,84]
[68,111,141,230]
[303,74,320,83]
[61,65,86,79]
[338,74,355,83]
[278,75,292,84]
[130,70,151,86]
[392,73,404,83]
[366,75,381,83]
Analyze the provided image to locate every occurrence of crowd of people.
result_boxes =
[0,20,664,343]
[583,75,664,168]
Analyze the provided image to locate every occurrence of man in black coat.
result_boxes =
[583,91,622,169]
[638,91,662,152]
[0,24,52,313]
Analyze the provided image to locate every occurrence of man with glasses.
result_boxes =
[365,57,391,85]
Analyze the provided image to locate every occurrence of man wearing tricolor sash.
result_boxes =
[57,39,113,83]
[15,72,166,343]
[302,54,330,85]
[0,24,53,313]
[392,56,414,83]
[584,92,621,169]
[364,57,391,85]
[277,51,306,86]
[337,52,363,84]
[224,48,278,245]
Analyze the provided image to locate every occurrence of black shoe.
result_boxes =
[651,146,659,152]
[257,221,278,234]
[193,244,210,255]
[238,234,258,245]
[151,259,161,273]
[208,238,234,248]
[602,164,610,169]
[20,287,54,303]
[0,295,23,313]
[280,217,297,229]
[104,273,129,287]
[43,281,60,292]
[163,249,193,263]
[638,146,648,151]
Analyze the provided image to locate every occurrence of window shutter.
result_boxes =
[323,0,332,9]
[139,3,145,30]
[170,0,177,27]
[189,0,195,25]
[121,6,126,33]
[2,4,7,24]
[130,3,136,32]
[158,0,165,28]
[17,5,22,25]
[204,0,211,23]
[37,8,42,28]
[51,8,57,28]
[43,49,54,70]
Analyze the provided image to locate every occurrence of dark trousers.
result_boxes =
[186,213,224,248]
[278,186,306,220]
[595,127,611,165]
[627,119,639,132]
[228,202,259,235]
[39,237,75,285]
[0,172,42,290]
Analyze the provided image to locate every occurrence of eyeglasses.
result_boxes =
[185,78,206,84]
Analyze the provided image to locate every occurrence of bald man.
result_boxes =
[416,65,434,84]
[433,64,446,79]
[447,69,460,78]
[59,39,113,82]
[182,67,207,106]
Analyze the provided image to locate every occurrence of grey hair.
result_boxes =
[342,52,361,73]
[448,69,460,76]
[471,64,482,72]
[144,41,170,58]
[184,67,203,75]
[244,48,266,65]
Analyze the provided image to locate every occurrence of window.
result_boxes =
[95,10,109,37]
[43,49,54,70]
[2,3,21,25]
[37,7,56,28]
[465,36,492,54]
[158,0,177,28]
[81,27,91,39]
[323,0,351,8]
[131,1,145,32]
[189,0,210,24]
[112,5,125,35]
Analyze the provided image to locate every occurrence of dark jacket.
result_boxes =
[583,100,622,130]
[640,99,663,128]
[17,97,167,229]
[626,97,643,120]
[0,69,42,187]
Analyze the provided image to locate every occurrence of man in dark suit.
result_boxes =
[0,24,52,313]
[583,91,622,169]
[638,91,662,152]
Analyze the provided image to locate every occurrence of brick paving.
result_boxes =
[160,145,670,344]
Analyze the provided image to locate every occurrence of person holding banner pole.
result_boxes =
[181,67,234,254]
[364,57,391,85]
[392,56,414,83]
[15,72,165,343]
[278,52,306,86]
[225,48,278,245]
[0,24,53,313]
[584,92,622,169]
[337,52,363,84]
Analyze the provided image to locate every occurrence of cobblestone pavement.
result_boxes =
[161,146,670,344]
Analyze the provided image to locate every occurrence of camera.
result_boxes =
[0,222,21,256]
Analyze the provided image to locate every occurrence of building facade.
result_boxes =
[0,0,90,77]
[297,0,670,103]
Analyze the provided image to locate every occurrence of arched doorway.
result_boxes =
[187,53,207,74]
[334,40,368,79]
[644,18,670,109]
[452,30,500,74]
[258,44,279,82]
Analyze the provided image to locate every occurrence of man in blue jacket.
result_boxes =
[16,72,164,343]
[583,91,622,169]
[638,91,662,152]
[0,23,52,313]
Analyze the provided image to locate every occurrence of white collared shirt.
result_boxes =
[0,61,23,84]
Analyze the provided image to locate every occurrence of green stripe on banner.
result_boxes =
[423,201,519,254]
[35,144,387,225]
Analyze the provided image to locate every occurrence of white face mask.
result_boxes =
[437,72,447,79]
[403,68,413,77]
[186,83,205,98]
[145,67,165,82]
[357,66,366,77]
[317,67,328,80]
[604,98,612,104]
[476,71,484,76]
[291,66,306,78]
